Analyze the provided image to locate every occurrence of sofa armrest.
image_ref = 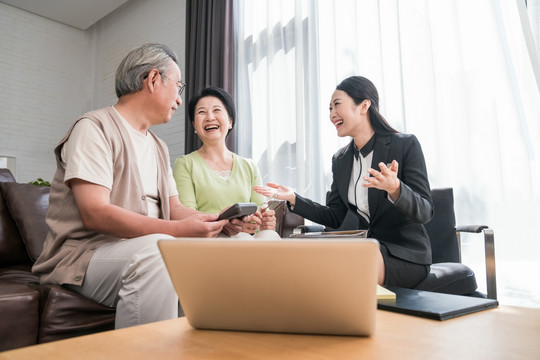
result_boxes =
[37,285,115,344]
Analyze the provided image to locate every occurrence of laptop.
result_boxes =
[377,286,499,320]
[158,237,380,336]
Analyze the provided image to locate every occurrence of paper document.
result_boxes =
[377,285,396,300]
[290,229,368,238]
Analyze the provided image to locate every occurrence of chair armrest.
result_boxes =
[456,225,497,300]
[456,225,488,233]
[270,200,305,238]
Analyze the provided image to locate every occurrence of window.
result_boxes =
[0,156,16,178]
[235,0,540,305]
[235,0,328,201]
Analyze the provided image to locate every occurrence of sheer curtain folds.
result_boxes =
[235,0,540,304]
[235,0,325,201]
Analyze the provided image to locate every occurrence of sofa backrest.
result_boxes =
[0,169,16,182]
[0,171,50,265]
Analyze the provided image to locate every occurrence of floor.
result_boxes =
[461,237,540,308]
[494,260,540,308]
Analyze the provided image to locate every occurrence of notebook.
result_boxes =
[377,285,396,300]
[158,237,380,336]
[377,286,499,320]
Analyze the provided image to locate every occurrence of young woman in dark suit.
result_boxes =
[254,76,433,288]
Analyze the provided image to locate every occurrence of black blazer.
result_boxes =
[292,134,433,265]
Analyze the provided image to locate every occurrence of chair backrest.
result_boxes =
[424,188,461,263]
[270,200,304,238]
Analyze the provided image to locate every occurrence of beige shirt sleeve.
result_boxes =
[61,118,114,190]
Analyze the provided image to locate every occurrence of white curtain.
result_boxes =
[527,0,540,61]
[236,0,540,303]
[234,0,326,202]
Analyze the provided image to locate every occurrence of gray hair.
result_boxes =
[115,43,178,98]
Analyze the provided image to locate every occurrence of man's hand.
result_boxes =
[172,213,227,238]
[71,178,227,238]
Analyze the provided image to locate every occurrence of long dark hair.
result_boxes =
[336,76,398,135]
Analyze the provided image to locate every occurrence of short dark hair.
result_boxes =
[336,76,398,135]
[188,87,236,133]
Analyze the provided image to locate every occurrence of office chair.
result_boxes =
[414,188,497,299]
[293,188,497,300]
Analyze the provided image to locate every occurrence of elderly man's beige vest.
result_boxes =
[33,106,172,286]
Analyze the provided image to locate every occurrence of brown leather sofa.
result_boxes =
[0,168,303,351]
[0,169,115,351]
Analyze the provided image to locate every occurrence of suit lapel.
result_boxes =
[369,135,391,219]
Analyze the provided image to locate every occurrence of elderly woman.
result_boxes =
[174,86,279,238]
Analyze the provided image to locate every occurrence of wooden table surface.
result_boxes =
[1,306,539,359]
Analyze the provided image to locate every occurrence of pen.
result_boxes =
[262,200,282,212]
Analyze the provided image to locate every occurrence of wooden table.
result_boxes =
[1,307,538,359]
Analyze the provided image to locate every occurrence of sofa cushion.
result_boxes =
[38,285,116,343]
[0,182,50,262]
[0,280,40,351]
[0,264,39,284]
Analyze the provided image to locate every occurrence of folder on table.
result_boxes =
[377,286,498,320]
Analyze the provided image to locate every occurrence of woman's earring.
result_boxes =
[194,130,197,134]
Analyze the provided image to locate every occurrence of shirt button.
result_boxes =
[75,275,82,281]
[141,195,146,200]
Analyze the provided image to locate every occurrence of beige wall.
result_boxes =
[0,0,186,182]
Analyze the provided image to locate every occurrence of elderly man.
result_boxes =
[33,43,228,328]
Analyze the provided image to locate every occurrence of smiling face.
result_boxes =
[329,90,371,138]
[192,96,232,144]
[156,61,183,124]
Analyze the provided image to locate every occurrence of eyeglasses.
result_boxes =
[143,72,186,96]
[160,73,186,96]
